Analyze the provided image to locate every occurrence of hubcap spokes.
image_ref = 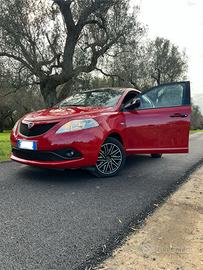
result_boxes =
[96,143,122,175]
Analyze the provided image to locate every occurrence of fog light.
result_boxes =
[66,150,75,158]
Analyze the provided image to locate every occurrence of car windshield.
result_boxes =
[57,89,123,108]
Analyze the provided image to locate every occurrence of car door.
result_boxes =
[124,81,191,154]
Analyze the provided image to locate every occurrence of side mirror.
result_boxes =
[124,98,141,111]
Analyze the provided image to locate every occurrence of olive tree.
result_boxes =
[147,37,188,85]
[97,36,188,91]
[97,42,150,89]
[0,0,143,106]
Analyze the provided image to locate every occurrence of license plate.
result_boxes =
[17,140,37,150]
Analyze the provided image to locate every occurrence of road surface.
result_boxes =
[0,133,203,270]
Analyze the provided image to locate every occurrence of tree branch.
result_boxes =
[0,81,40,98]
[78,33,122,73]
[95,67,138,88]
[0,52,33,72]
[77,0,114,29]
[84,19,106,31]
[95,67,125,81]
[0,109,13,120]
[53,0,75,31]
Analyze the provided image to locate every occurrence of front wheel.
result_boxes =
[91,137,126,178]
[151,153,162,158]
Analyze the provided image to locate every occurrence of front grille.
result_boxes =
[12,148,82,161]
[19,122,57,137]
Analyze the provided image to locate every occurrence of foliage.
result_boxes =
[0,132,11,161]
[0,0,143,106]
[94,37,188,90]
[191,103,203,130]
[190,129,203,133]
[147,37,188,85]
[0,62,44,132]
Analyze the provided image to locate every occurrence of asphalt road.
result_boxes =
[0,133,203,270]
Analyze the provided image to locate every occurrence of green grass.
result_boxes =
[190,129,203,133]
[0,131,11,161]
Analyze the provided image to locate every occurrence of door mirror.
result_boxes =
[124,98,141,111]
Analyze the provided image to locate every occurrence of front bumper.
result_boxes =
[12,147,82,161]
[10,154,87,169]
[10,126,104,169]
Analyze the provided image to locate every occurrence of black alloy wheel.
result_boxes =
[92,137,126,177]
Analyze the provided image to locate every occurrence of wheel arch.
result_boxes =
[105,132,124,146]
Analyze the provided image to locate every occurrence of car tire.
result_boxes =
[151,153,162,158]
[91,137,126,178]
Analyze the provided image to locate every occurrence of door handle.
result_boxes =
[170,113,188,118]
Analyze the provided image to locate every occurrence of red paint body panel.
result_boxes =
[23,106,113,122]
[124,105,191,153]
[10,85,191,170]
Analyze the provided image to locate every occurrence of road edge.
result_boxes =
[77,157,203,270]
[96,166,203,269]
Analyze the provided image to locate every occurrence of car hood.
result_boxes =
[23,106,113,122]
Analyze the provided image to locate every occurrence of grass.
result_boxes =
[190,129,203,133]
[0,131,11,161]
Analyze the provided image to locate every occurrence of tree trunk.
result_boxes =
[9,115,15,127]
[157,69,161,85]
[40,79,58,108]
[0,120,4,133]
[111,77,115,87]
[58,79,74,102]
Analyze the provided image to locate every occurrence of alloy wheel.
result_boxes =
[96,142,123,175]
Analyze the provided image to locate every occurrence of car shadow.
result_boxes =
[15,154,154,185]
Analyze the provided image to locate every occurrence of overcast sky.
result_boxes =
[131,0,203,111]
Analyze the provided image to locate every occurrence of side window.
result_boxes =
[139,95,154,109]
[139,83,185,109]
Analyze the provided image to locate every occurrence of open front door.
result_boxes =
[124,81,191,154]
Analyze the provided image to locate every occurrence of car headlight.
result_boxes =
[56,119,99,134]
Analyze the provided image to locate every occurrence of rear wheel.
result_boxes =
[92,137,126,177]
[151,153,162,158]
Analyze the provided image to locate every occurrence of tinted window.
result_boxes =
[58,89,123,108]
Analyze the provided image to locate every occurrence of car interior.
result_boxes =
[121,84,184,111]
[120,91,139,110]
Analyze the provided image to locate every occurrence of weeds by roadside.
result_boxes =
[190,129,203,133]
[0,132,11,161]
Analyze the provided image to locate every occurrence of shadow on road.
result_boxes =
[15,154,154,184]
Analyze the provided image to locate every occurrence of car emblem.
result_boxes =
[27,122,34,129]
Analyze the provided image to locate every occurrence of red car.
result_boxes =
[11,81,191,177]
